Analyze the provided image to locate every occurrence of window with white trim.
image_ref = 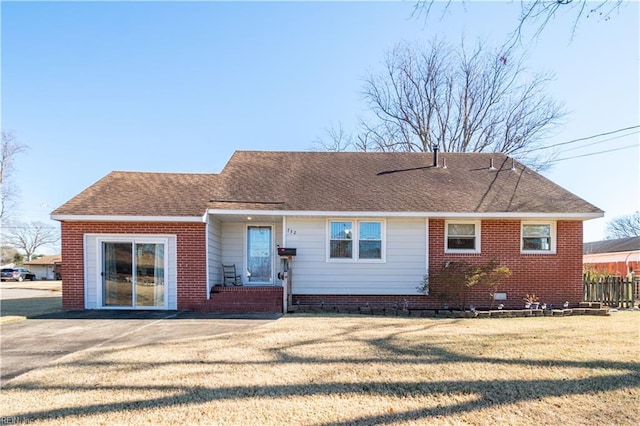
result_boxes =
[328,220,385,261]
[329,221,353,259]
[521,222,556,253]
[445,221,481,253]
[359,221,382,260]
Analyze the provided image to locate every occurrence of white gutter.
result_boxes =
[205,209,604,221]
[50,214,205,222]
[50,210,604,223]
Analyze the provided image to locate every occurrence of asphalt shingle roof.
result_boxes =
[583,236,640,254]
[52,151,602,218]
[52,172,218,217]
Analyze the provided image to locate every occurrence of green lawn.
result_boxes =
[1,312,639,425]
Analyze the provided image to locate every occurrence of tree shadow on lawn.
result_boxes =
[7,321,640,424]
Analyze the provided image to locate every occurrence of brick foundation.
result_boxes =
[197,286,283,313]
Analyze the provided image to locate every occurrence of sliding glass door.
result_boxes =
[102,239,166,308]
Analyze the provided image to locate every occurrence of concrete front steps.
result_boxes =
[195,285,283,314]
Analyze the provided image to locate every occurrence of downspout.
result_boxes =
[204,212,211,300]
[425,218,430,295]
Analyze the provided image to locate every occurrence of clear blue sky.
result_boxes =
[2,1,639,249]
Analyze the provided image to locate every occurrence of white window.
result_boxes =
[521,222,556,254]
[328,220,385,262]
[359,222,382,260]
[329,221,353,259]
[445,221,481,253]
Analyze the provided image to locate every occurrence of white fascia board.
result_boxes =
[50,214,205,223]
[205,209,603,221]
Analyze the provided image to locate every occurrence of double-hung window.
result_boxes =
[445,221,481,253]
[328,220,385,261]
[329,221,353,259]
[359,222,382,260]
[521,222,556,253]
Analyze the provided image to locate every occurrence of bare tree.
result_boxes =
[414,1,625,44]
[311,122,354,152]
[313,121,381,153]
[1,131,28,223]
[358,38,564,170]
[3,221,60,262]
[605,212,640,239]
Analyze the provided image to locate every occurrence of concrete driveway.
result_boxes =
[0,281,280,387]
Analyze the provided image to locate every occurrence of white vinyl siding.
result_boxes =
[286,217,426,295]
[83,234,177,310]
[220,222,245,282]
[219,221,282,285]
[207,217,222,290]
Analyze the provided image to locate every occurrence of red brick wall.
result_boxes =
[429,219,583,308]
[199,286,283,313]
[293,295,430,310]
[60,221,206,310]
[294,219,584,310]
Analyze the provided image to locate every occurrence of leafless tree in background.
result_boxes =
[605,212,640,239]
[353,38,564,170]
[3,221,60,261]
[1,131,28,223]
[311,123,354,152]
[414,1,625,45]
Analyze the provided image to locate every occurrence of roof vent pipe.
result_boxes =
[511,158,516,171]
[432,144,439,168]
[489,158,496,170]
[442,158,447,169]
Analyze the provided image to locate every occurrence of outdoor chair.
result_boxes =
[222,264,243,286]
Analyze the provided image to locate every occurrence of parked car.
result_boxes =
[1,267,36,282]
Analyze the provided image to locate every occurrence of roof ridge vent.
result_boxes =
[489,158,496,171]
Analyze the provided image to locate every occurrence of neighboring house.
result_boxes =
[23,255,62,280]
[584,236,640,277]
[51,151,602,313]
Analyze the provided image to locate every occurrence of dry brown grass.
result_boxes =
[1,312,639,425]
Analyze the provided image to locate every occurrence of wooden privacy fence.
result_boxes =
[583,275,637,308]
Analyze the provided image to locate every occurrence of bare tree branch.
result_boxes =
[605,212,640,239]
[414,1,626,46]
[3,221,60,261]
[358,38,565,169]
[1,131,28,223]
[311,122,354,152]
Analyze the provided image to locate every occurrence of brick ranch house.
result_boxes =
[51,151,602,313]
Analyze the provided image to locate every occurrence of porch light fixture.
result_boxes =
[247,216,252,220]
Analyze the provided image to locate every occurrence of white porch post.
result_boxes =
[282,216,287,313]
